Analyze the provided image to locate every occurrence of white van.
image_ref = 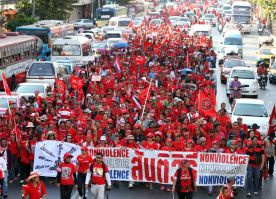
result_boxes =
[105,30,123,39]
[26,61,69,86]
[222,30,243,58]
[190,24,212,37]
[109,17,132,33]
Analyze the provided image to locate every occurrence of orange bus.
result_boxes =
[0,32,37,90]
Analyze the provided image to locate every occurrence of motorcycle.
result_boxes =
[228,85,249,105]
[258,24,264,35]
[258,75,267,89]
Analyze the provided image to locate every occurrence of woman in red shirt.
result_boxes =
[56,153,78,199]
[22,171,46,199]
[77,146,93,199]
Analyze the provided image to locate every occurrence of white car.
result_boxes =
[231,99,269,136]
[176,17,191,27]
[15,83,50,99]
[73,19,95,30]
[226,67,258,98]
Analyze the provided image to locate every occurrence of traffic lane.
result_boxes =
[213,27,276,112]
[7,177,276,199]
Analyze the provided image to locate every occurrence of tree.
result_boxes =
[5,13,37,31]
[252,0,276,19]
[16,0,79,20]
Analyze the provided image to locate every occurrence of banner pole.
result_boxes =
[140,78,153,121]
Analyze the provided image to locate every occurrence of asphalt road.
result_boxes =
[6,26,276,199]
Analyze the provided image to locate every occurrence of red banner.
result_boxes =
[268,105,276,135]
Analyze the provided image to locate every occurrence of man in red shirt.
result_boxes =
[85,152,111,199]
[172,159,197,198]
[22,171,46,199]
[56,153,78,199]
[77,146,93,199]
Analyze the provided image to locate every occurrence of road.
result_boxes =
[7,27,276,199]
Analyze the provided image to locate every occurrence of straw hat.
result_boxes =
[26,171,40,182]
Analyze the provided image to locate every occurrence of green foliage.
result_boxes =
[5,13,37,31]
[15,0,79,20]
[252,0,276,19]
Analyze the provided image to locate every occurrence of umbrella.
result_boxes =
[113,42,129,49]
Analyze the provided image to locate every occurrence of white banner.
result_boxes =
[196,153,249,187]
[33,142,249,186]
[33,141,81,177]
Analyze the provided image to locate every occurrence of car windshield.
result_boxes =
[28,63,55,76]
[52,44,81,56]
[231,70,255,79]
[118,21,130,27]
[0,98,17,108]
[224,60,245,68]
[260,49,273,55]
[234,103,268,117]
[224,37,242,45]
[93,43,107,49]
[16,85,45,93]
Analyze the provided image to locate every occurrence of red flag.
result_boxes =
[268,105,276,135]
[55,79,67,95]
[1,73,11,95]
[128,20,134,28]
[199,89,216,116]
[69,75,84,90]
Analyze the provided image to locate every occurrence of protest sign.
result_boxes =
[33,141,81,177]
[91,75,102,81]
[196,153,249,187]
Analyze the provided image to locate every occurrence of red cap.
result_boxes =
[147,133,154,138]
[166,138,172,143]
[81,146,88,151]
[107,119,113,123]
[212,140,219,144]
[155,131,162,137]
[63,152,73,160]
[187,139,194,144]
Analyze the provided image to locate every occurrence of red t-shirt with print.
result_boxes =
[58,162,76,185]
[90,162,109,185]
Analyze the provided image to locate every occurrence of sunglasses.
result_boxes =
[96,156,102,159]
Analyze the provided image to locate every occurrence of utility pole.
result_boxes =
[32,0,35,18]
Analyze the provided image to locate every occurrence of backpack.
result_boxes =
[175,167,195,192]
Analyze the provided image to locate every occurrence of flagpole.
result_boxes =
[140,78,153,121]
[1,72,17,140]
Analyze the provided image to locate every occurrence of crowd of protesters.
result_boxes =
[0,2,275,199]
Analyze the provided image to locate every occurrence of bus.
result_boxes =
[51,36,94,65]
[16,20,74,61]
[95,4,128,27]
[232,1,252,33]
[0,32,37,89]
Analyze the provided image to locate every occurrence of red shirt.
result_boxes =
[173,141,185,151]
[8,140,19,156]
[142,141,159,150]
[23,182,46,199]
[90,162,109,185]
[174,168,196,192]
[77,155,93,174]
[58,162,76,185]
